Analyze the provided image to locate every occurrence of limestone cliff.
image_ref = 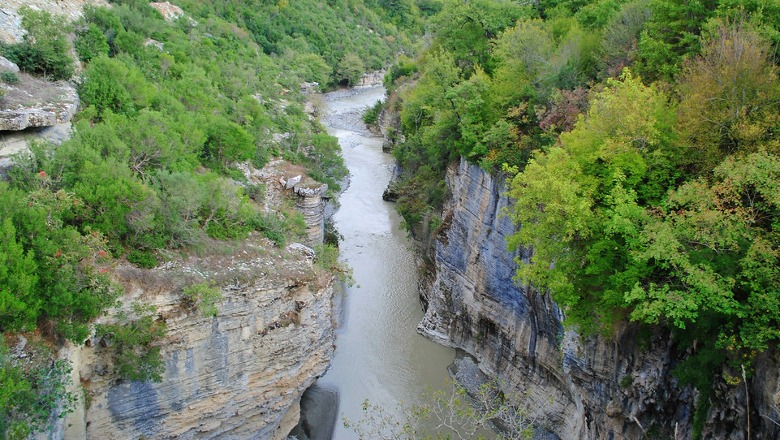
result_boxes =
[62,238,334,440]
[417,158,780,439]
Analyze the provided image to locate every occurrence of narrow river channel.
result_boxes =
[308,85,456,439]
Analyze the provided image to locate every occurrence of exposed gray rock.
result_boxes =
[417,158,780,439]
[0,74,78,131]
[286,174,302,189]
[0,123,72,176]
[287,242,316,262]
[294,183,328,247]
[359,70,385,87]
[149,1,196,25]
[64,238,336,440]
[0,0,109,45]
[0,56,19,73]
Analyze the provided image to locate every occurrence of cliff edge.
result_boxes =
[417,158,780,439]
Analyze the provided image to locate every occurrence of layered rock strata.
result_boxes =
[293,184,328,247]
[418,158,780,439]
[63,238,335,440]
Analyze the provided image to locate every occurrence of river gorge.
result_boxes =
[306,85,456,439]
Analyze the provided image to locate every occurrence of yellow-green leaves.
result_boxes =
[507,147,594,301]
[506,70,675,327]
[677,21,780,172]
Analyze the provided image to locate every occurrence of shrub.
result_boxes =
[78,56,135,116]
[0,341,76,440]
[126,249,158,269]
[250,212,287,247]
[182,282,222,318]
[95,304,167,382]
[0,71,19,84]
[335,53,365,86]
[362,100,384,126]
[2,7,74,80]
[314,244,353,285]
[75,23,110,62]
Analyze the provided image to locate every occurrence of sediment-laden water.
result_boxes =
[306,85,456,439]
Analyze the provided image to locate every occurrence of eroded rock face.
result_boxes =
[293,184,328,247]
[150,1,197,25]
[0,73,78,131]
[418,158,780,439]
[64,237,335,440]
[359,70,386,87]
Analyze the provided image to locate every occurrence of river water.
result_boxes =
[310,85,456,439]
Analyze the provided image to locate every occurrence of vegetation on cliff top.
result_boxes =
[0,0,425,436]
[388,0,780,412]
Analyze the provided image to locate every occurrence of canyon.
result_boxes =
[415,157,780,439]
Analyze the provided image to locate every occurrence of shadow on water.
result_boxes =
[288,385,339,440]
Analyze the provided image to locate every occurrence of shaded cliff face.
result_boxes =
[417,158,780,439]
[64,238,334,440]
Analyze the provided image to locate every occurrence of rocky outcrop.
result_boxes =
[150,1,187,22]
[0,0,109,45]
[150,1,197,26]
[0,73,78,131]
[293,184,328,247]
[358,70,386,87]
[0,56,19,73]
[418,158,780,439]
[63,237,335,440]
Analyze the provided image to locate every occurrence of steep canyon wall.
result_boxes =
[417,158,780,439]
[62,239,334,440]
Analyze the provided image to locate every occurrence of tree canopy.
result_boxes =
[387,0,780,405]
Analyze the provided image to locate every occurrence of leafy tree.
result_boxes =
[95,304,167,382]
[202,116,255,169]
[491,18,554,108]
[398,50,461,169]
[676,20,780,173]
[72,158,151,247]
[335,53,366,86]
[507,70,677,330]
[430,0,526,74]
[600,0,651,76]
[636,0,718,81]
[78,55,135,116]
[75,23,110,62]
[627,152,780,352]
[0,219,39,332]
[0,341,75,440]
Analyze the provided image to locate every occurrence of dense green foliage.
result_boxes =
[389,0,780,403]
[173,0,426,87]
[1,1,423,435]
[0,72,19,85]
[182,282,223,318]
